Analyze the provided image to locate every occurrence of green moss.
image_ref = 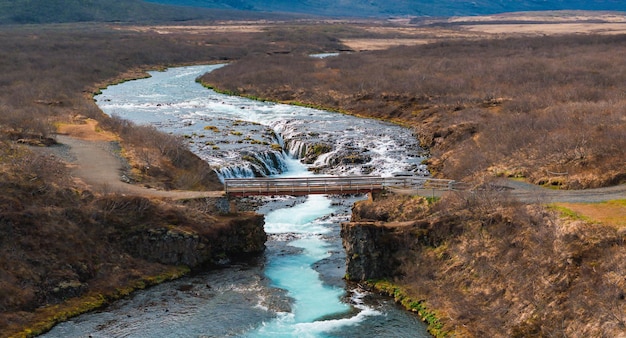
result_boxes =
[425,196,440,204]
[549,205,593,222]
[609,199,626,207]
[13,266,190,338]
[242,155,263,167]
[308,143,332,156]
[369,280,453,338]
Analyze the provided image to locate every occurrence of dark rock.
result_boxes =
[302,142,333,164]
[341,221,402,281]
[122,214,266,268]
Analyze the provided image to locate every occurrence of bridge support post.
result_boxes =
[229,199,238,214]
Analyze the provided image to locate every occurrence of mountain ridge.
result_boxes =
[1,0,624,25]
[0,0,295,25]
[147,0,626,17]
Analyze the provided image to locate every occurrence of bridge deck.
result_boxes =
[224,176,459,197]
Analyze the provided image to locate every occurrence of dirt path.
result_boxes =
[54,132,622,203]
[48,119,623,203]
[496,178,626,204]
[48,121,224,200]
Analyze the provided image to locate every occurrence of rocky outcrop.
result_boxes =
[341,221,406,281]
[123,213,265,268]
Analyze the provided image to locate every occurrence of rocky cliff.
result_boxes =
[0,192,267,337]
[341,192,626,337]
[341,221,405,281]
[124,213,265,267]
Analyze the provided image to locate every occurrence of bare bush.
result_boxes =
[202,34,626,187]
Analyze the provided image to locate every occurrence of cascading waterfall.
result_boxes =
[42,64,433,338]
[216,165,256,181]
[217,149,289,182]
[91,64,428,180]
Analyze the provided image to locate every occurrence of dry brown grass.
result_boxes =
[202,32,626,188]
[0,22,352,335]
[556,200,626,229]
[354,190,626,337]
[56,117,117,141]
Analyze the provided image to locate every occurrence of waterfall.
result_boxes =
[216,149,289,182]
[54,64,434,338]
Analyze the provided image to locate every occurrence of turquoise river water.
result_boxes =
[42,65,431,338]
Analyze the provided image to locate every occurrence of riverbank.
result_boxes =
[40,64,433,337]
[0,187,265,338]
[342,191,626,337]
[10,266,190,338]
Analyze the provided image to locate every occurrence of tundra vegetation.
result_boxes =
[0,22,342,336]
[1,17,625,337]
[201,33,626,189]
[350,192,626,337]
[202,30,626,336]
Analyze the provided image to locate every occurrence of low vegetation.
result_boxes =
[0,139,240,336]
[554,200,626,229]
[3,16,626,337]
[202,34,626,189]
[103,116,222,191]
[201,26,626,335]
[0,22,345,335]
[351,191,626,337]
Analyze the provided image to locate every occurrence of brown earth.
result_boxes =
[345,191,626,337]
[52,119,224,199]
[195,16,626,337]
[3,18,626,337]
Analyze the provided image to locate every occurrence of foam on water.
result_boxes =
[264,195,333,234]
[48,65,435,338]
[95,64,428,179]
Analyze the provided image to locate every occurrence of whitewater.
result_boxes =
[42,65,431,337]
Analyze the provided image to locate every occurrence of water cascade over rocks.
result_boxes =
[95,65,428,181]
[43,65,434,337]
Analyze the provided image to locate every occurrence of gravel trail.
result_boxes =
[54,135,224,199]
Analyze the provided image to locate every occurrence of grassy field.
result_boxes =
[0,22,341,336]
[555,200,626,229]
[1,15,625,337]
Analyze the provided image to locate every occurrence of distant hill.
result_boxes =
[147,0,626,17]
[0,0,294,25]
[1,0,623,25]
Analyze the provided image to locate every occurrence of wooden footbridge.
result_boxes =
[224,176,463,197]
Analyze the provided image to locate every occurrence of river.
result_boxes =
[42,65,431,337]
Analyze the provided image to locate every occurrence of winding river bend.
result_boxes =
[43,65,431,337]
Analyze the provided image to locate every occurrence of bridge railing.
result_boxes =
[383,177,458,189]
[224,176,386,196]
[224,175,467,197]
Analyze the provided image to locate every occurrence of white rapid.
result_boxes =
[248,157,381,337]
[95,65,428,181]
[42,65,432,338]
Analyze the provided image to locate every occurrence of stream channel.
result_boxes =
[43,64,431,337]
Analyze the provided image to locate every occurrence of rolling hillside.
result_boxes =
[1,0,623,25]
[147,0,626,17]
[0,0,290,25]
